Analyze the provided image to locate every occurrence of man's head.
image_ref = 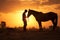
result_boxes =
[25,10,27,12]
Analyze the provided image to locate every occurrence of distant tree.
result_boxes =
[1,21,6,29]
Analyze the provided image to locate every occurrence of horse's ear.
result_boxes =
[29,9,31,10]
[27,9,29,12]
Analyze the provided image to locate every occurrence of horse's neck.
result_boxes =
[32,13,37,17]
[32,13,39,18]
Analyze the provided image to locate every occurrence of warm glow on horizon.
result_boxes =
[0,10,52,29]
[0,8,59,29]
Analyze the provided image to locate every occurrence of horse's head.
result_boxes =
[27,9,32,17]
[27,9,39,18]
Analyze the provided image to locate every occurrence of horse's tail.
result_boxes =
[55,14,58,26]
[54,13,58,26]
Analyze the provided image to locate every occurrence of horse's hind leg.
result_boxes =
[52,17,57,30]
[52,20,55,30]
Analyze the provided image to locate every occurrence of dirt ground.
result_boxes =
[0,29,60,40]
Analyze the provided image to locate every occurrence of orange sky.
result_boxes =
[0,0,60,29]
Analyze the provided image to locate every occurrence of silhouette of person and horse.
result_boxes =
[22,9,58,31]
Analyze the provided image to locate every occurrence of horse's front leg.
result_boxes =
[39,21,43,31]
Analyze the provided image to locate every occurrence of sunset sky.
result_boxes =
[0,0,60,29]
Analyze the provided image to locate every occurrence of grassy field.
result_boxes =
[0,28,60,40]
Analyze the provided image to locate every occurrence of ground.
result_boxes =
[0,28,60,40]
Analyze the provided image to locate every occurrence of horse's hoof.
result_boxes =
[39,29,43,32]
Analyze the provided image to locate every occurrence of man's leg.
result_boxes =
[23,21,27,31]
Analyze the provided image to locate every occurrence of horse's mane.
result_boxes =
[29,9,44,15]
[29,9,39,13]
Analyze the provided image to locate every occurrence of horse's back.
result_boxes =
[41,12,57,21]
[46,12,57,17]
[47,12,57,15]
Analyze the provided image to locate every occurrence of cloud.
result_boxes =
[41,0,60,5]
[0,0,43,13]
[0,0,41,13]
[0,0,60,13]
[55,6,60,10]
[0,0,21,13]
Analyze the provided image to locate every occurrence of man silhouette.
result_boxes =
[22,10,27,31]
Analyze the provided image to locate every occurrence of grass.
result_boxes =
[0,26,60,40]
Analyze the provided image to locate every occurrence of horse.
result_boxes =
[27,9,58,31]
